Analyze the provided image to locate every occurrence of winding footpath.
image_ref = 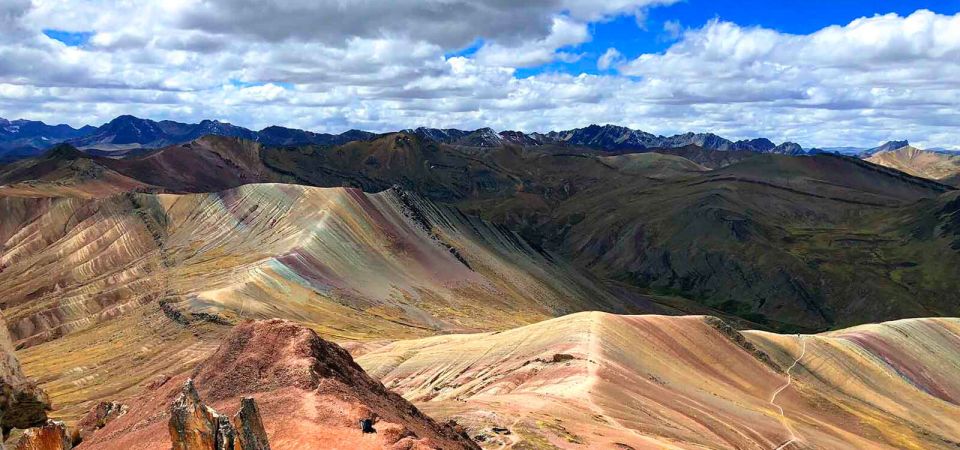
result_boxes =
[770,335,807,450]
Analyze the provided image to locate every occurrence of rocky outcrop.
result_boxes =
[12,420,70,450]
[168,379,222,450]
[75,402,127,441]
[168,379,269,450]
[79,319,478,449]
[1,310,50,436]
[230,398,269,450]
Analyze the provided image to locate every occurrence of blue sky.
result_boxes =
[515,0,960,77]
[41,29,94,47]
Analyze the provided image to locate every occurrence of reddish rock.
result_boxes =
[75,401,127,441]
[168,379,235,450]
[230,398,269,450]
[78,319,478,450]
[167,380,270,450]
[12,420,70,450]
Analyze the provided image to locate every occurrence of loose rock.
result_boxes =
[13,420,70,450]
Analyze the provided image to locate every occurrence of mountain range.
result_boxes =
[3,133,958,332]
[1,115,826,162]
[9,115,958,168]
[3,119,960,449]
[0,115,379,161]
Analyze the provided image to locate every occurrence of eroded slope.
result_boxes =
[866,146,960,185]
[358,312,960,449]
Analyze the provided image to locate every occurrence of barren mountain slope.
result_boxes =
[0,144,151,198]
[866,146,960,185]
[9,137,958,331]
[2,182,686,423]
[358,312,960,449]
[531,154,959,331]
[2,183,650,349]
[78,319,478,450]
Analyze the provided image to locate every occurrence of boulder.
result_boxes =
[75,401,128,441]
[12,420,70,450]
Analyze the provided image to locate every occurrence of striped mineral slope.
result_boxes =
[357,312,960,449]
[3,183,639,420]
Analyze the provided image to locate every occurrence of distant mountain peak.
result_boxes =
[732,138,776,152]
[865,140,910,156]
[42,143,87,160]
[882,140,910,148]
[771,142,805,155]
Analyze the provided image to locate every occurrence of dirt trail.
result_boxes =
[770,335,806,450]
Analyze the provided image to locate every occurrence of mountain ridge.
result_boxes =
[356,312,960,449]
[1,115,827,161]
[5,135,958,333]
[866,145,960,186]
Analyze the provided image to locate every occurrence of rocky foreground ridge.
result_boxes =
[1,309,51,449]
[75,319,477,450]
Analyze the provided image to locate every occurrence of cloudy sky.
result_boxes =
[1,0,959,148]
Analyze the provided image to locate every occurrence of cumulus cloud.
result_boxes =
[175,0,672,48]
[0,2,958,149]
[615,10,960,146]
[474,16,590,68]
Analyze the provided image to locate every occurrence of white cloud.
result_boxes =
[662,20,682,39]
[615,10,960,146]
[597,48,624,71]
[0,3,958,149]
[474,16,591,68]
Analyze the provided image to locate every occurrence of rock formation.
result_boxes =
[230,398,269,450]
[12,420,70,450]
[168,379,269,450]
[1,310,50,439]
[78,319,478,449]
[75,402,127,442]
[168,379,227,450]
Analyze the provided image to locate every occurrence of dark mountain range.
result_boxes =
[404,126,509,147]
[1,116,821,162]
[68,115,260,150]
[535,125,804,154]
[0,118,94,162]
[402,124,808,154]
[731,138,775,152]
[771,141,805,155]
[0,115,376,159]
[0,117,93,141]
[257,125,375,146]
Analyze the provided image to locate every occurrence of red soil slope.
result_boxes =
[78,319,477,450]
